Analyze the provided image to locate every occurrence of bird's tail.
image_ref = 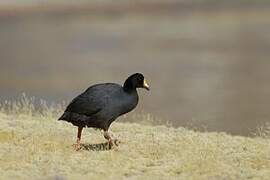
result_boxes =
[58,111,88,121]
[58,112,67,120]
[58,112,88,127]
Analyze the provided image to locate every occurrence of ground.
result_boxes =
[0,99,270,180]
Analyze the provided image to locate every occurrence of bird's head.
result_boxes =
[123,73,150,92]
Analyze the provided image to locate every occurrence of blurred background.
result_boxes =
[1,0,270,136]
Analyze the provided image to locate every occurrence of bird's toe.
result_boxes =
[113,139,120,146]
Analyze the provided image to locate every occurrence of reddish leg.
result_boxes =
[75,126,83,150]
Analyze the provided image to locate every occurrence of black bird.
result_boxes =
[58,73,150,149]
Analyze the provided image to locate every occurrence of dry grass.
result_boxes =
[0,96,270,180]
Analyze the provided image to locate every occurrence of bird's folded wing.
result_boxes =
[65,95,103,117]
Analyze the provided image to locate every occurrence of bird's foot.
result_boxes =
[104,130,120,149]
[108,139,120,149]
[113,139,120,146]
[73,143,81,151]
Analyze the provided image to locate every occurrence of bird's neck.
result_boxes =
[123,80,136,93]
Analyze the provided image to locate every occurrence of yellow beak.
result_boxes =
[143,79,150,91]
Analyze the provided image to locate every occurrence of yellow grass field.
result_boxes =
[0,97,270,180]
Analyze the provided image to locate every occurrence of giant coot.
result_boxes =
[58,73,150,149]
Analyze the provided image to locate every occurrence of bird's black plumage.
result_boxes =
[58,73,149,131]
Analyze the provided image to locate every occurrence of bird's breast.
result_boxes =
[114,92,138,115]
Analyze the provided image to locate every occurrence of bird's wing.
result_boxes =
[65,94,103,116]
[65,83,121,117]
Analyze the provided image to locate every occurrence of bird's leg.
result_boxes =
[104,130,114,148]
[75,126,83,150]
